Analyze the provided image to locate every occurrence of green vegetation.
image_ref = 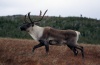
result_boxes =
[0,15,100,44]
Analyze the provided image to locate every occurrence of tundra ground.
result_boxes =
[0,38,100,65]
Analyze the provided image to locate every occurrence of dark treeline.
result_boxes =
[0,15,100,44]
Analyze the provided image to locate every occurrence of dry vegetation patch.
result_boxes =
[0,38,100,65]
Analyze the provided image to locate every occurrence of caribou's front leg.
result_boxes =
[32,40,44,52]
[44,40,49,54]
[32,40,49,54]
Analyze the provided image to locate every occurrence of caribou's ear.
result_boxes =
[24,15,28,23]
[34,22,40,25]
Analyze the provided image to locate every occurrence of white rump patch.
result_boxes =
[75,31,80,44]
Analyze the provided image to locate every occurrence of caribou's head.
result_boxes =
[20,10,48,31]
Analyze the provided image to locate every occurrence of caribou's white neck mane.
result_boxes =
[28,25,44,41]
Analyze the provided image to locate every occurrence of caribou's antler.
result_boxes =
[38,9,48,22]
[28,9,48,24]
[39,10,42,16]
[28,12,34,24]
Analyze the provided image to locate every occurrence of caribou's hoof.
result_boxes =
[32,49,34,53]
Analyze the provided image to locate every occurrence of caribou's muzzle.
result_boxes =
[20,26,27,31]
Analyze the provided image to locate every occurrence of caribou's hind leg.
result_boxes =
[74,45,84,59]
[67,45,78,56]
[67,37,84,58]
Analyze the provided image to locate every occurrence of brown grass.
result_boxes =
[0,38,100,65]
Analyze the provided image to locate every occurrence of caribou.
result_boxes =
[20,10,84,58]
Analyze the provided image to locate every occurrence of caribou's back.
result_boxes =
[49,28,77,39]
[42,27,77,40]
